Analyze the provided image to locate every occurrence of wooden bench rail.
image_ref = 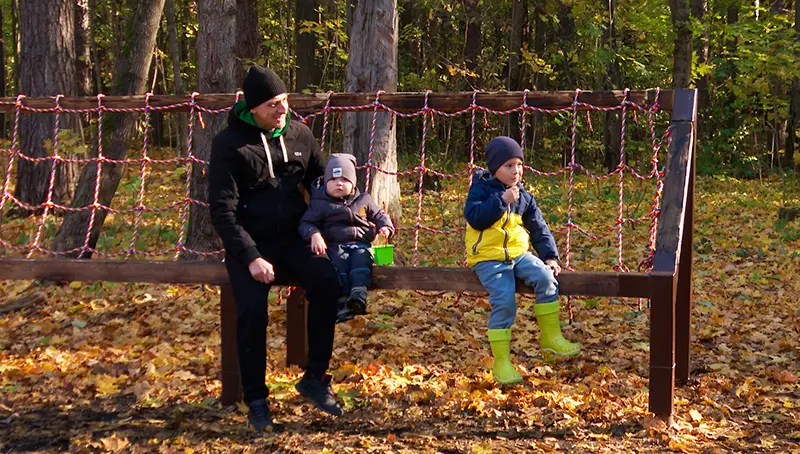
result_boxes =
[0,90,674,114]
[0,258,652,297]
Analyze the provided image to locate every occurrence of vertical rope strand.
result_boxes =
[80,94,106,258]
[174,92,198,259]
[565,89,581,271]
[28,95,65,258]
[519,89,529,150]
[319,91,333,156]
[412,91,431,267]
[365,90,384,192]
[127,92,152,258]
[616,88,629,271]
[0,96,24,219]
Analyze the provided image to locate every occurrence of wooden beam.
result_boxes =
[0,259,652,297]
[0,90,674,114]
[652,121,695,274]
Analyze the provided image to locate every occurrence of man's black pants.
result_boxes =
[225,235,341,403]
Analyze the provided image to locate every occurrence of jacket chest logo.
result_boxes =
[294,151,303,157]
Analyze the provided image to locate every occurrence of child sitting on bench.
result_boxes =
[464,136,581,385]
[300,153,395,323]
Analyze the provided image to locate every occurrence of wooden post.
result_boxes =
[220,285,241,405]
[649,273,677,421]
[286,288,308,368]
[673,89,697,384]
[676,142,695,383]
[648,88,697,421]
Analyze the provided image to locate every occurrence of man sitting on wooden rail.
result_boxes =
[209,65,344,433]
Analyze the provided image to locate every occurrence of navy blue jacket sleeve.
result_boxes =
[521,191,559,261]
[298,199,324,241]
[464,180,507,231]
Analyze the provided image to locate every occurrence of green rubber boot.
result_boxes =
[534,301,581,356]
[487,328,523,384]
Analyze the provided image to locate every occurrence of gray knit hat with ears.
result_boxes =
[324,153,358,186]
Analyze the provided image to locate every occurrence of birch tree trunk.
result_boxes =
[183,0,237,259]
[342,0,401,221]
[52,0,166,255]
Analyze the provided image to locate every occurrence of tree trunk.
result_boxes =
[603,0,623,172]
[507,0,527,141]
[183,0,237,259]
[165,0,188,155]
[75,0,91,96]
[463,0,481,84]
[342,0,401,221]
[692,0,710,149]
[295,0,321,91]
[557,1,576,89]
[16,0,78,210]
[236,0,259,82]
[11,0,19,92]
[52,0,166,256]
[670,0,692,88]
[784,0,799,169]
[88,0,103,93]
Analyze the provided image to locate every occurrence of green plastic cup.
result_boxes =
[373,244,394,266]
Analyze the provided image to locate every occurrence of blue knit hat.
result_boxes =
[486,136,524,175]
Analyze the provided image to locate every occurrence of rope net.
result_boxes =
[0,90,672,294]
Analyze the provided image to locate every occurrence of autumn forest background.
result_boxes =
[1,0,800,453]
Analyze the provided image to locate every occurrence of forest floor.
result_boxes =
[1,171,799,453]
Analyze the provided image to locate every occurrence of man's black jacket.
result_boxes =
[208,109,324,266]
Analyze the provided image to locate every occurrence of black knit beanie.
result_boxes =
[486,136,525,175]
[243,65,288,109]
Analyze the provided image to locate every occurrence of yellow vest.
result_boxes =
[465,210,530,267]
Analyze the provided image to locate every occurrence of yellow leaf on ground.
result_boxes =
[100,435,130,452]
[95,374,120,395]
[689,409,703,421]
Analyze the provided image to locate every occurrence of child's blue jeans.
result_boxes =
[327,243,373,296]
[472,252,559,329]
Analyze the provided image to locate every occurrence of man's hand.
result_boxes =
[310,232,327,255]
[545,258,561,277]
[502,186,520,205]
[248,257,275,283]
[378,226,392,238]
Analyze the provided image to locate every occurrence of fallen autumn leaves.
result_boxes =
[1,175,799,453]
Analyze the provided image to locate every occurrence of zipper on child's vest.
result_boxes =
[501,205,511,262]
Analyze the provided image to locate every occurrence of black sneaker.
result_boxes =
[295,373,343,416]
[247,399,274,433]
[347,286,368,315]
[335,297,354,324]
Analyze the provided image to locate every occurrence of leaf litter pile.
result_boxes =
[1,174,799,453]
